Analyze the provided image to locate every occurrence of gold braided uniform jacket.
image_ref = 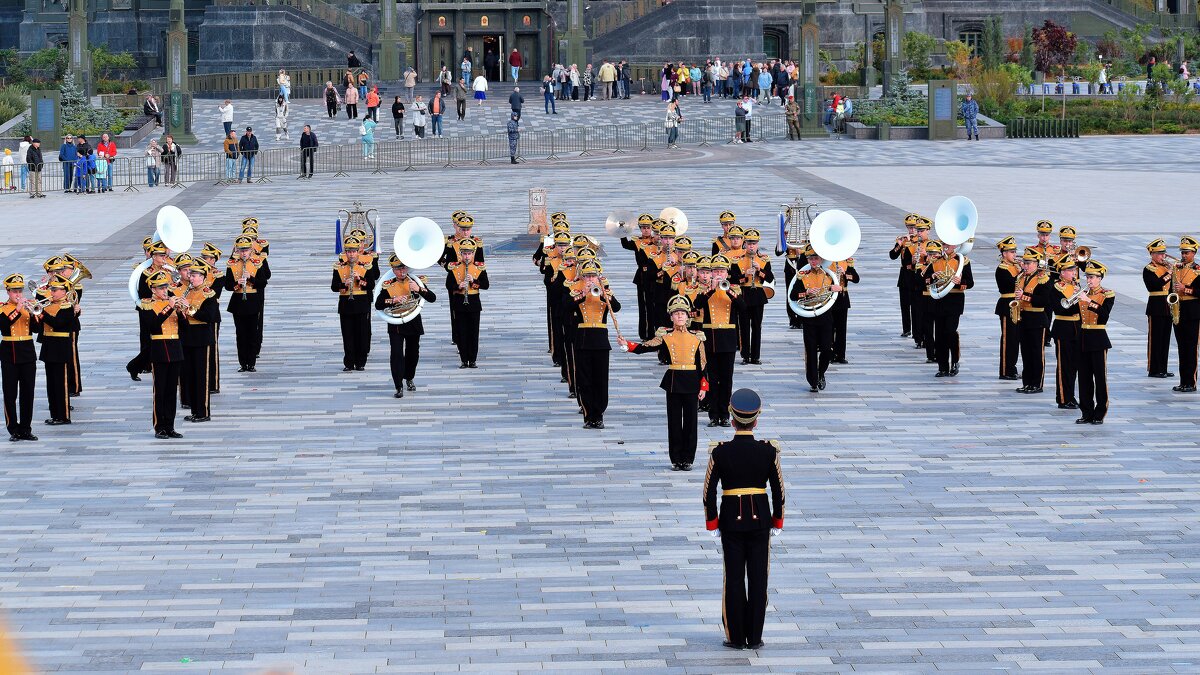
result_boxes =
[693,287,742,353]
[995,260,1020,316]
[1014,271,1055,328]
[178,286,221,348]
[568,280,621,351]
[137,298,184,362]
[629,326,708,394]
[375,276,437,336]
[1080,287,1115,351]
[788,266,838,325]
[0,301,38,365]
[332,259,377,315]
[223,255,270,317]
[1050,280,1082,341]
[1143,261,1173,317]
[37,300,80,363]
[732,252,775,307]
[446,260,489,311]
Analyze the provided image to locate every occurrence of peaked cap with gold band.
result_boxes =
[1036,220,1054,234]
[147,240,168,255]
[727,225,745,237]
[666,294,692,314]
[1059,226,1077,240]
[1147,238,1167,253]
[682,251,701,265]
[4,273,26,289]
[146,270,172,288]
[48,274,72,291]
[1053,253,1076,272]
[696,255,713,270]
[674,236,693,251]
[659,224,677,238]
[201,242,223,259]
[743,229,761,242]
[718,210,736,224]
[457,215,475,229]
[636,214,654,227]
[729,388,762,425]
[912,217,932,230]
[1022,246,1043,262]
[996,236,1017,252]
[233,235,255,249]
[241,217,259,228]
[342,237,363,251]
[580,260,603,274]
[1182,236,1199,252]
[1084,259,1107,277]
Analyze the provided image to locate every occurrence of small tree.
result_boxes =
[944,40,973,78]
[90,46,137,82]
[1143,62,1174,131]
[1021,24,1036,73]
[23,47,67,83]
[902,31,938,75]
[1169,76,1196,123]
[981,16,1005,71]
[1033,20,1078,73]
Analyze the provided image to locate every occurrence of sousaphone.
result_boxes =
[375,217,444,325]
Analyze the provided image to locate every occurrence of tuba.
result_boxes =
[788,209,860,318]
[929,196,978,300]
[128,206,193,304]
[374,217,444,325]
[62,254,93,286]
[776,196,816,257]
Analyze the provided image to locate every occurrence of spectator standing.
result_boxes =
[144,93,162,127]
[218,100,234,137]
[83,149,96,192]
[665,99,682,148]
[237,127,259,183]
[17,135,30,191]
[25,138,44,198]
[439,66,452,96]
[509,86,524,120]
[509,48,523,82]
[758,67,773,104]
[785,95,801,140]
[58,133,77,193]
[95,134,116,192]
[403,68,417,102]
[365,85,380,122]
[569,65,581,100]
[95,151,110,192]
[583,64,594,101]
[222,131,239,182]
[347,50,361,69]
[430,91,445,137]
[74,134,90,160]
[277,68,291,103]
[274,95,290,141]
[542,75,557,114]
[357,70,370,101]
[145,138,161,187]
[160,135,181,185]
[506,113,520,164]
[324,81,339,119]
[1098,65,1109,94]
[660,63,672,102]
[2,149,12,191]
[621,61,631,99]
[345,84,359,119]
[391,96,406,139]
[471,74,487,108]
[361,116,377,158]
[600,61,617,100]
[960,93,980,141]
[460,56,472,88]
[412,95,428,138]
[734,99,747,143]
[742,95,755,141]
[299,124,318,178]
[455,78,469,121]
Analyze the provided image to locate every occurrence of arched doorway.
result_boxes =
[763,27,788,60]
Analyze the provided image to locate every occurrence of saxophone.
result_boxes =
[1009,272,1026,324]
[1166,258,1182,326]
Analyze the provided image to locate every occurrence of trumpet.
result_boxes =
[590,285,603,297]
[1061,284,1089,308]
[718,279,731,291]
[162,264,181,285]
[1073,245,1092,264]
[240,263,250,300]
[461,265,473,305]
[24,296,51,317]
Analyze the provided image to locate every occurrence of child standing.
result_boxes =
[95,151,110,192]
[1,148,13,190]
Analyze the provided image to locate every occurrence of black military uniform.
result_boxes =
[536,215,570,351]
[829,257,859,364]
[139,271,185,439]
[447,239,489,368]
[624,295,708,470]
[544,239,578,388]
[570,260,620,429]
[620,214,657,340]
[888,216,920,337]
[200,243,225,393]
[375,256,437,397]
[1,274,41,441]
[241,221,270,358]
[1077,260,1115,423]
[1143,239,1175,379]
[730,230,773,365]
[994,236,1021,380]
[1013,247,1055,393]
[223,236,271,372]
[789,249,837,392]
[921,242,973,377]
[1048,255,1082,408]
[711,211,737,256]
[179,262,221,422]
[126,241,169,380]
[439,213,486,346]
[898,218,932,352]
[332,237,379,371]
[51,255,85,397]
[702,388,784,651]
[1172,236,1200,393]
[651,223,682,349]
[36,275,79,425]
[693,255,742,427]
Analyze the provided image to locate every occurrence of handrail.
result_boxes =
[148,67,350,97]
[213,0,372,42]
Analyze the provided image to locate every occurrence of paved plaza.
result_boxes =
[1,134,1199,673]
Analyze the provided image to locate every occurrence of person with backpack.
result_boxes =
[411,95,428,138]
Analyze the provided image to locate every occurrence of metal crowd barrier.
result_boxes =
[1007,117,1080,139]
[2,117,791,197]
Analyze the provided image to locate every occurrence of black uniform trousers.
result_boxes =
[933,314,961,372]
[784,263,800,327]
[339,313,371,369]
[802,321,833,388]
[898,285,913,334]
[183,346,210,418]
[574,348,609,423]
[544,287,553,353]
[209,324,221,392]
[2,361,35,436]
[126,331,151,374]
[1148,314,1172,375]
[737,305,764,361]
[1019,324,1047,389]
[637,283,653,339]
[151,361,182,433]
[665,391,698,466]
[452,307,481,364]
[1053,336,1079,405]
[44,362,69,422]
[910,289,927,346]
[1078,349,1109,421]
[562,340,576,393]
[68,332,81,395]
[707,351,735,423]
[920,295,936,360]
[831,304,850,361]
[721,528,771,647]
[1174,317,1199,388]
[232,314,260,368]
[550,303,566,367]
[388,333,420,388]
[999,315,1019,378]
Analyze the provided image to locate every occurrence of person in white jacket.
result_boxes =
[274,96,289,141]
[472,74,488,106]
[218,100,234,137]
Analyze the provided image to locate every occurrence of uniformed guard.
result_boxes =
[332,236,378,372]
[537,215,570,350]
[570,260,620,429]
[179,262,220,423]
[901,217,932,351]
[376,254,437,398]
[447,238,489,368]
[1,273,39,441]
[36,275,78,426]
[1048,254,1081,409]
[126,240,172,380]
[789,245,841,392]
[619,295,708,470]
[620,213,657,339]
[994,236,1021,380]
[702,388,784,651]
[1077,260,1115,424]
[139,271,185,439]
[1172,235,1200,393]
[223,235,271,372]
[1143,238,1175,380]
[888,215,920,338]
[829,251,859,365]
[653,223,681,336]
[1013,247,1055,394]
[199,242,224,393]
[922,241,973,377]
[711,210,737,255]
[693,255,742,427]
[730,229,773,366]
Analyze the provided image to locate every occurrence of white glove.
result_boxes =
[708,529,720,538]
[770,528,781,538]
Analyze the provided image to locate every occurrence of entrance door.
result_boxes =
[515,34,538,82]
[430,35,454,81]
[482,34,502,82]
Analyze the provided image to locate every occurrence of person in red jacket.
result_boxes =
[95,133,117,192]
[509,48,523,82]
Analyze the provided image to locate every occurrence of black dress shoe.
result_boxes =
[914,342,924,349]
[342,367,353,372]
[809,386,818,392]
[722,640,743,650]
[746,641,765,650]
[1090,419,1104,425]
[718,419,730,427]
[593,421,604,429]
[1026,386,1044,393]
[460,363,469,369]
[238,366,247,372]
[155,430,170,439]
[900,331,911,338]
[406,380,416,391]
[935,371,948,377]
[354,365,365,371]
[246,366,256,372]
[1173,385,1197,392]
[708,420,720,427]
[394,391,404,398]
[817,376,826,391]
[1063,401,1079,409]
[468,362,477,368]
[560,377,568,383]
[167,430,183,439]
[1075,417,1092,424]
[740,358,750,365]
[832,358,848,364]
[1015,385,1030,393]
[925,358,936,364]
[184,415,195,422]
[750,359,762,365]
[671,464,682,471]
[567,392,577,399]
[1000,374,1019,381]
[127,367,141,381]
[189,416,210,423]
[950,364,959,376]
[681,463,692,471]
[20,432,36,441]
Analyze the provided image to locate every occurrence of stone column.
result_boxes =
[376,0,401,81]
[797,4,823,137]
[562,0,587,69]
[166,0,196,144]
[883,0,904,94]
[861,14,876,88]
[67,0,90,97]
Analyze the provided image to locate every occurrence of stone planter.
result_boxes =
[848,113,1006,140]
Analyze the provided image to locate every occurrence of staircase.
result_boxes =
[589,0,763,63]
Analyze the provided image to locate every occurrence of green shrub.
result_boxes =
[835,71,860,86]
[0,85,27,126]
[1159,122,1186,134]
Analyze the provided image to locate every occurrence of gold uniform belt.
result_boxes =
[1148,291,1169,296]
[578,322,607,329]
[340,290,368,296]
[187,319,207,325]
[1022,307,1044,312]
[1055,315,1079,321]
[998,293,1016,298]
[151,334,180,340]
[723,488,767,496]
[704,323,735,329]
[1,336,33,342]
[1083,324,1107,329]
[41,330,71,338]
[236,288,258,294]
[668,364,696,371]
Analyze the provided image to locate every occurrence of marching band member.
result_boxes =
[922,241,972,377]
[693,255,741,427]
[1049,254,1081,409]
[711,210,738,255]
[619,214,656,340]
[1172,236,1200,393]
[53,255,85,397]
[618,294,708,471]
[440,212,485,345]
[702,387,784,651]
[722,226,746,265]
[1077,260,1114,424]
[789,245,841,392]
[376,254,437,398]
[543,232,572,371]
[1057,226,1077,260]
[781,242,803,330]
[731,229,773,365]
[139,270,185,439]
[994,236,1021,380]
[180,262,220,423]
[447,238,488,368]
[126,240,172,381]
[1144,239,1175,380]
[571,260,620,429]
[1013,247,1054,394]
[537,215,570,351]
[676,252,704,314]
[553,247,582,395]
[651,223,681,363]
[1,273,40,441]
[199,243,224,393]
[36,275,78,426]
[332,236,378,372]
[242,221,269,358]
[888,215,920,338]
[829,252,859,365]
[223,235,270,373]
[1031,220,1060,264]
[901,217,932,352]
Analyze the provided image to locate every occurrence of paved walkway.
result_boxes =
[0,135,1198,673]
